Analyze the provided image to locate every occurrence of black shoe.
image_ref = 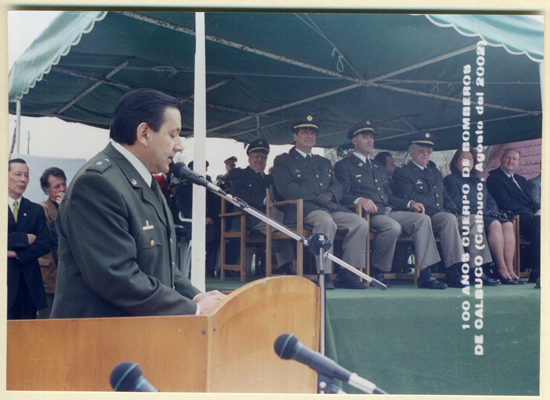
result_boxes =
[373,273,391,288]
[418,276,447,289]
[445,267,468,288]
[470,273,501,286]
[315,274,335,290]
[333,276,369,289]
[528,270,540,283]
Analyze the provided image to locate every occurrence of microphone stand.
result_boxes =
[187,178,387,362]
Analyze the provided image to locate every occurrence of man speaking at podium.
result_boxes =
[51,89,225,318]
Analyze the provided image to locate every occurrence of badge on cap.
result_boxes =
[307,115,313,121]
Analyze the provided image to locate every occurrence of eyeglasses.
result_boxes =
[415,147,433,155]
[250,153,268,161]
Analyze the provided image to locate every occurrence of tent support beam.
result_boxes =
[52,67,251,115]
[15,99,21,154]
[371,82,540,114]
[191,12,207,291]
[56,57,136,114]
[376,112,539,143]
[208,44,488,136]
[117,11,358,82]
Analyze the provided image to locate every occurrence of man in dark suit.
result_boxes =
[37,167,67,318]
[486,148,540,283]
[335,120,445,289]
[7,159,50,319]
[51,88,225,318]
[392,133,498,288]
[229,139,295,274]
[273,115,369,289]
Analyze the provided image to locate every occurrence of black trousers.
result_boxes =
[8,273,37,320]
[519,215,540,272]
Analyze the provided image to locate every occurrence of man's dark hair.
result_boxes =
[374,151,392,166]
[8,158,26,171]
[40,167,67,191]
[110,88,182,145]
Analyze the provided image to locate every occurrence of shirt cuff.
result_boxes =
[193,294,201,315]
[407,201,413,208]
[353,198,361,204]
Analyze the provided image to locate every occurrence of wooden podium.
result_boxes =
[7,276,320,393]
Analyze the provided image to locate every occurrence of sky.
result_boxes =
[7,10,322,179]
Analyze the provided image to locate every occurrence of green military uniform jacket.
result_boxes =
[51,143,201,318]
[272,147,350,225]
[228,166,270,227]
[334,154,409,215]
[392,160,456,217]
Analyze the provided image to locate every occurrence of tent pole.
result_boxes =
[191,12,207,291]
[15,100,21,154]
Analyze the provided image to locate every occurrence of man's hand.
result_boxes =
[54,192,65,205]
[7,250,18,258]
[535,209,541,216]
[205,217,214,226]
[195,290,227,314]
[410,201,425,213]
[27,234,37,244]
[325,201,339,213]
[358,197,378,214]
[314,191,334,208]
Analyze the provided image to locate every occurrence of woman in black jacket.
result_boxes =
[444,148,522,285]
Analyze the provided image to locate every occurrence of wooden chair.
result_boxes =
[219,195,266,282]
[265,197,361,281]
[361,212,444,286]
[510,214,532,278]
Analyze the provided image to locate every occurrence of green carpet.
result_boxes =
[205,276,540,395]
[325,281,540,395]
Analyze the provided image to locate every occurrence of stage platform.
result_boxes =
[207,276,541,396]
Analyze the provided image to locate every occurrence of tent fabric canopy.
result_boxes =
[8,12,543,151]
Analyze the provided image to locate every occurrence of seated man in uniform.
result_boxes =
[335,120,446,289]
[392,133,498,288]
[228,139,295,274]
[216,156,237,193]
[272,115,369,289]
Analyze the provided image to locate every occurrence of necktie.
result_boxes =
[306,154,313,163]
[151,178,164,203]
[13,200,18,222]
[511,175,523,191]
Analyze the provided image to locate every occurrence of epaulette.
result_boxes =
[86,157,113,174]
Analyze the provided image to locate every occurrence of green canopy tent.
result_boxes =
[8,12,543,152]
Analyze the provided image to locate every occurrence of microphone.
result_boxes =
[110,361,159,392]
[274,333,387,394]
[172,162,226,194]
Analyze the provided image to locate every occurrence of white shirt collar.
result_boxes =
[412,160,426,170]
[111,139,153,187]
[353,152,371,164]
[295,147,310,158]
[8,195,22,212]
[500,167,512,178]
